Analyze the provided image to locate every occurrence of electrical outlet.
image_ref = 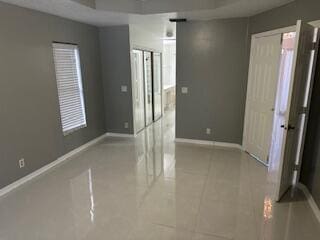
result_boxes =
[19,158,25,168]
[181,87,188,94]
[121,85,128,92]
[206,128,211,135]
[124,122,129,129]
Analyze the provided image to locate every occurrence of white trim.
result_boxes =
[0,133,108,198]
[175,138,213,146]
[252,25,296,39]
[213,141,243,150]
[297,183,320,223]
[106,132,136,138]
[248,152,269,167]
[175,138,242,150]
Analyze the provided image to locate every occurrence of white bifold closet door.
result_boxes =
[153,52,162,121]
[243,34,282,164]
[144,51,153,126]
[132,50,145,133]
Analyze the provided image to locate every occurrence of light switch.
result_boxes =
[121,85,128,92]
[181,87,188,94]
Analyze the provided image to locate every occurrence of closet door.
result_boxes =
[132,50,145,132]
[144,51,153,126]
[243,34,282,165]
[153,52,162,121]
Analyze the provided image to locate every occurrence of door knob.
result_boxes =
[280,125,287,130]
[280,124,295,131]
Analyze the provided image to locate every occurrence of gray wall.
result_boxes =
[176,18,249,144]
[99,26,134,134]
[249,0,320,34]
[0,2,106,189]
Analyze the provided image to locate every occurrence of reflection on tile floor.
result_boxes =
[0,110,319,240]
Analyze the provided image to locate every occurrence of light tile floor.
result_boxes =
[0,110,319,240]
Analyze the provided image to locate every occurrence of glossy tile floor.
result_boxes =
[0,110,320,240]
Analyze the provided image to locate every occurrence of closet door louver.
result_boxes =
[52,43,86,135]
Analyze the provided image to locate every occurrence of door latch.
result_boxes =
[280,124,287,130]
[280,124,295,131]
[288,124,295,131]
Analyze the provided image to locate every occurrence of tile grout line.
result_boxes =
[192,145,221,239]
[192,146,236,240]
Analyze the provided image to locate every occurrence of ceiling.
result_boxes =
[1,0,294,27]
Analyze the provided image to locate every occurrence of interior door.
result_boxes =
[153,52,162,121]
[275,21,315,201]
[144,51,153,126]
[243,34,282,164]
[132,50,145,133]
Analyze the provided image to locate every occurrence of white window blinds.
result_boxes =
[52,43,87,135]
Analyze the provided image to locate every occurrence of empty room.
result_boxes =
[1,0,320,239]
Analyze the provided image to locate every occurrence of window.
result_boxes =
[52,43,87,135]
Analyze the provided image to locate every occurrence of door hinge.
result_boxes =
[294,164,300,171]
[300,106,308,114]
[312,42,317,50]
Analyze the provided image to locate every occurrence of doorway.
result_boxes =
[244,21,318,201]
[162,39,176,136]
[243,33,283,165]
[163,40,176,115]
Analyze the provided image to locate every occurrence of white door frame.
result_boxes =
[243,20,320,150]
[251,26,296,39]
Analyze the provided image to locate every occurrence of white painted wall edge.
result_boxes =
[0,133,108,198]
[297,183,320,223]
[106,132,136,138]
[175,138,243,150]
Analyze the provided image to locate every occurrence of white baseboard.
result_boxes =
[175,138,243,150]
[213,141,243,150]
[297,183,320,223]
[175,138,213,146]
[0,133,108,198]
[106,132,136,138]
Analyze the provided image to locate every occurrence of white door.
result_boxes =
[275,21,315,201]
[132,50,145,133]
[153,52,162,121]
[144,51,153,126]
[243,34,282,164]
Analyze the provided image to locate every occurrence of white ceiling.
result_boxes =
[1,0,294,27]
